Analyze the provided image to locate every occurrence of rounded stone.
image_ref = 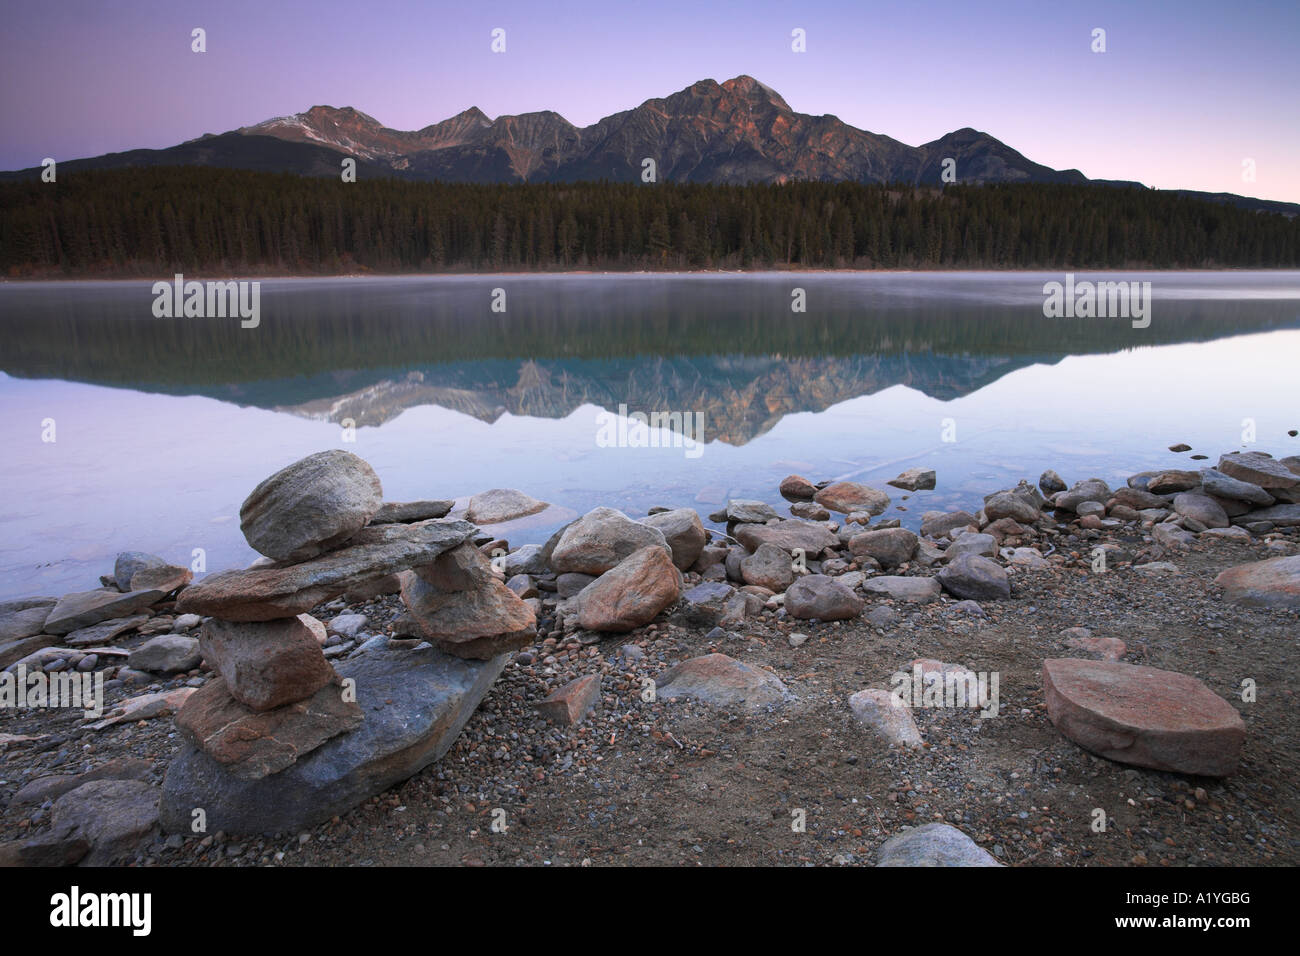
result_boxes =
[240,450,384,563]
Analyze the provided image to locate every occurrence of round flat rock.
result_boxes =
[1042,659,1245,777]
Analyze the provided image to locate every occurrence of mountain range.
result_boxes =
[6,75,1295,215]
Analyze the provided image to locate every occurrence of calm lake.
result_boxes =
[2,271,1299,601]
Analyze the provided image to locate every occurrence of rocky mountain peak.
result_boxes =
[720,75,791,111]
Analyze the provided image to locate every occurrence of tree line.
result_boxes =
[2,166,1297,276]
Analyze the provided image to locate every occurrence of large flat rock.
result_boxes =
[1043,659,1245,776]
[1217,452,1299,490]
[1231,503,1300,528]
[160,646,507,835]
[1200,469,1274,506]
[0,597,55,643]
[176,677,362,780]
[0,633,59,670]
[1214,554,1300,608]
[64,613,150,647]
[43,588,166,635]
[176,519,477,621]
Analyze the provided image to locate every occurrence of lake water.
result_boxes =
[2,271,1299,601]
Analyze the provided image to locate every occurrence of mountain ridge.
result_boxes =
[2,74,1294,216]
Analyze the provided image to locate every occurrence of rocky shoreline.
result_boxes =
[1,446,1297,867]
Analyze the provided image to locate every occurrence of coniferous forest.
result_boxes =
[2,166,1298,277]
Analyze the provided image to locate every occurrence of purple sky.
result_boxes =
[3,0,1298,201]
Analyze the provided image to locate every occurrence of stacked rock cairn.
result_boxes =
[171,449,536,783]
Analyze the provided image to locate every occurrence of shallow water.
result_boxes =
[1,271,1298,600]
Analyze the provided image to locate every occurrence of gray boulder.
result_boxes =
[501,544,550,577]
[920,511,978,539]
[848,528,917,569]
[49,780,161,867]
[785,574,863,620]
[240,450,383,562]
[1172,492,1229,529]
[160,646,508,835]
[127,634,201,674]
[641,508,707,570]
[550,507,670,575]
[1055,478,1112,513]
[741,543,795,591]
[113,552,169,591]
[936,554,1010,601]
[983,481,1043,523]
[887,468,936,491]
[715,500,781,524]
[876,823,1001,867]
[945,532,997,560]
[1039,470,1066,495]
[674,581,736,627]
[1200,469,1274,506]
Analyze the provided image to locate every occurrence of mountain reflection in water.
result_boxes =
[1,272,1298,600]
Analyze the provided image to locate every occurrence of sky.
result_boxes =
[2,0,1298,201]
